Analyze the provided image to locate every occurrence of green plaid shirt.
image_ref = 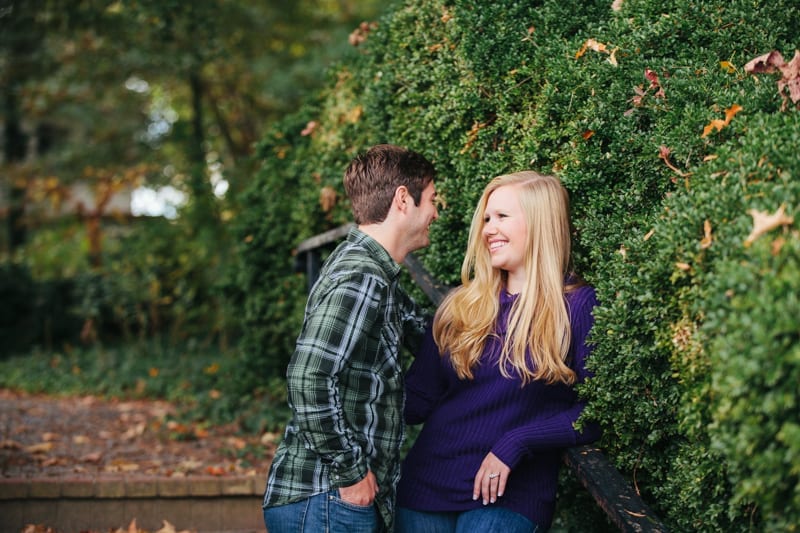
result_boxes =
[263,228,428,531]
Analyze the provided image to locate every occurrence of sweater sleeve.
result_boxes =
[404,321,446,425]
[492,285,602,468]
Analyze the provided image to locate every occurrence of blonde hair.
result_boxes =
[433,171,579,385]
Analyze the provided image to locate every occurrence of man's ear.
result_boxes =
[394,185,410,212]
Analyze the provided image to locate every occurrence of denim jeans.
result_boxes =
[263,490,379,533]
[396,506,539,533]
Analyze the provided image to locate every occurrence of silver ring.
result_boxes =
[488,473,500,479]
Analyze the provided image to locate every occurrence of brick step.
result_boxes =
[0,475,266,533]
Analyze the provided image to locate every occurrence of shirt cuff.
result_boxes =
[330,460,368,487]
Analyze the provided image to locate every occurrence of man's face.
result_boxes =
[406,181,439,252]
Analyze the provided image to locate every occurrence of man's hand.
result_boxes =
[339,470,379,506]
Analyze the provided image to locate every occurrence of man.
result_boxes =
[263,144,439,532]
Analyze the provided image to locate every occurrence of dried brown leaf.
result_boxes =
[1,439,22,450]
[744,205,794,247]
[745,50,800,109]
[81,451,103,463]
[700,219,713,249]
[300,120,318,136]
[702,104,742,137]
[744,50,786,74]
[319,186,338,212]
[25,442,54,454]
[658,145,690,178]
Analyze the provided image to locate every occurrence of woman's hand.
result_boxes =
[339,470,379,506]
[472,452,511,505]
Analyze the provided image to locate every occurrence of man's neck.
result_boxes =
[358,223,406,264]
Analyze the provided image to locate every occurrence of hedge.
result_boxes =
[235,0,800,530]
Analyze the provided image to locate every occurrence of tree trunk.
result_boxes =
[4,89,28,250]
[186,69,218,229]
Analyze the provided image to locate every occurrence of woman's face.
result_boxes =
[482,185,528,289]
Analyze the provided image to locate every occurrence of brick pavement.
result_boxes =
[0,474,267,533]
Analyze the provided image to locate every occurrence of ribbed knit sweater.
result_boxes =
[396,285,601,529]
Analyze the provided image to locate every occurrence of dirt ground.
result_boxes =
[0,388,276,480]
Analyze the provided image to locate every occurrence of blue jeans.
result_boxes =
[263,490,379,533]
[396,506,539,533]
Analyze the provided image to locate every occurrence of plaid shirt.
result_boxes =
[263,228,428,531]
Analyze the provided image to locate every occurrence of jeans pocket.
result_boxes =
[329,490,378,532]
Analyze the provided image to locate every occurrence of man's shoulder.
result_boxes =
[324,240,389,279]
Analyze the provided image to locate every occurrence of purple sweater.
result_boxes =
[396,285,601,529]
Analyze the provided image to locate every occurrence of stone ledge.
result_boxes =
[0,494,265,533]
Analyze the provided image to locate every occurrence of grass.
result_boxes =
[1,338,223,400]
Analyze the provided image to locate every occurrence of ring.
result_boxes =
[488,473,500,479]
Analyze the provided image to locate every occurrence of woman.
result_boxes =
[396,171,600,532]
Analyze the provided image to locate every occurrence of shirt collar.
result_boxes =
[347,227,402,280]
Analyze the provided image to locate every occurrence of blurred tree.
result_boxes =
[0,0,382,346]
[2,0,381,250]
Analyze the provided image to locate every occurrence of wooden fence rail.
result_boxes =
[295,224,668,532]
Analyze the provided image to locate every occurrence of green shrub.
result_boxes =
[236,0,800,529]
[3,213,237,354]
[628,110,800,530]
[0,263,82,355]
[0,338,217,402]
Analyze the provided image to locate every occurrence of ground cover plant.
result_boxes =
[0,338,291,435]
[237,0,800,530]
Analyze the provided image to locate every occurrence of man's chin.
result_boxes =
[410,238,430,253]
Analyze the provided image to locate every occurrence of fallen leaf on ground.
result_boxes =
[122,421,147,440]
[25,442,55,454]
[205,465,226,476]
[1,439,22,450]
[82,451,104,463]
[177,458,203,472]
[104,459,140,472]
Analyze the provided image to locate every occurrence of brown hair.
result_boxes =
[343,144,436,224]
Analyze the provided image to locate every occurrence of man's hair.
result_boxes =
[343,144,436,224]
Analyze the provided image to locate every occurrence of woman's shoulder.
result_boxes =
[566,281,598,310]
